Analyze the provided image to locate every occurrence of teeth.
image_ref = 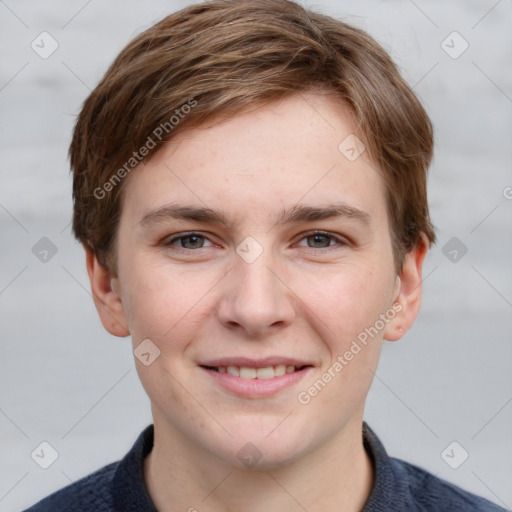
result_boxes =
[256,367,274,379]
[216,364,299,379]
[274,364,286,377]
[240,367,257,379]
[227,366,239,377]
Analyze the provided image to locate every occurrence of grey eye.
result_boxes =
[306,234,333,248]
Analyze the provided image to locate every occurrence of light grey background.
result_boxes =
[1,0,511,510]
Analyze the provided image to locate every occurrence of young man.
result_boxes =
[25,0,506,510]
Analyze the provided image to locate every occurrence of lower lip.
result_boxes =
[200,366,312,398]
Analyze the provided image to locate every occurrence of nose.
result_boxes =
[216,244,296,338]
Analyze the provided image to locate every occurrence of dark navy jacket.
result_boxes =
[24,423,507,511]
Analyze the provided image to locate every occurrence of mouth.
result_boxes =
[198,358,314,398]
[200,364,311,379]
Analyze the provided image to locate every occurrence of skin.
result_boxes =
[86,91,428,512]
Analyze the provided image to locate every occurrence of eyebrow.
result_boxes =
[139,202,371,229]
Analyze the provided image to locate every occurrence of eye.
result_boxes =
[165,232,213,250]
[296,231,348,250]
[163,230,349,253]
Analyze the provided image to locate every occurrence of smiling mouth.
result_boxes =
[200,364,311,379]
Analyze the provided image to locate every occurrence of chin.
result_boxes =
[227,440,307,470]
[213,421,317,470]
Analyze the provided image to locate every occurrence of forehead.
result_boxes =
[120,92,388,228]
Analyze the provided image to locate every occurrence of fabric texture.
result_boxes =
[24,423,507,511]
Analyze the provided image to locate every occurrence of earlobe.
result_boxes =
[85,246,130,337]
[383,234,429,341]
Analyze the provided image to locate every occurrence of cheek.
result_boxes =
[298,263,394,345]
[120,257,219,345]
[296,268,389,417]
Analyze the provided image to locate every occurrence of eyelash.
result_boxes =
[164,230,349,253]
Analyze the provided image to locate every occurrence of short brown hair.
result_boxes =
[70,0,436,276]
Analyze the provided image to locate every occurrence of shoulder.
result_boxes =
[362,423,506,511]
[22,461,118,512]
[23,425,156,512]
[390,456,507,511]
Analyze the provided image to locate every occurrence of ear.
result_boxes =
[383,233,429,341]
[85,246,130,337]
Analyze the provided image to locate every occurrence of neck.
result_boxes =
[143,413,374,512]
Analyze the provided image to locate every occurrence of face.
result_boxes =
[91,92,424,468]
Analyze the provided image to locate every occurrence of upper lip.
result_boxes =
[199,357,313,368]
